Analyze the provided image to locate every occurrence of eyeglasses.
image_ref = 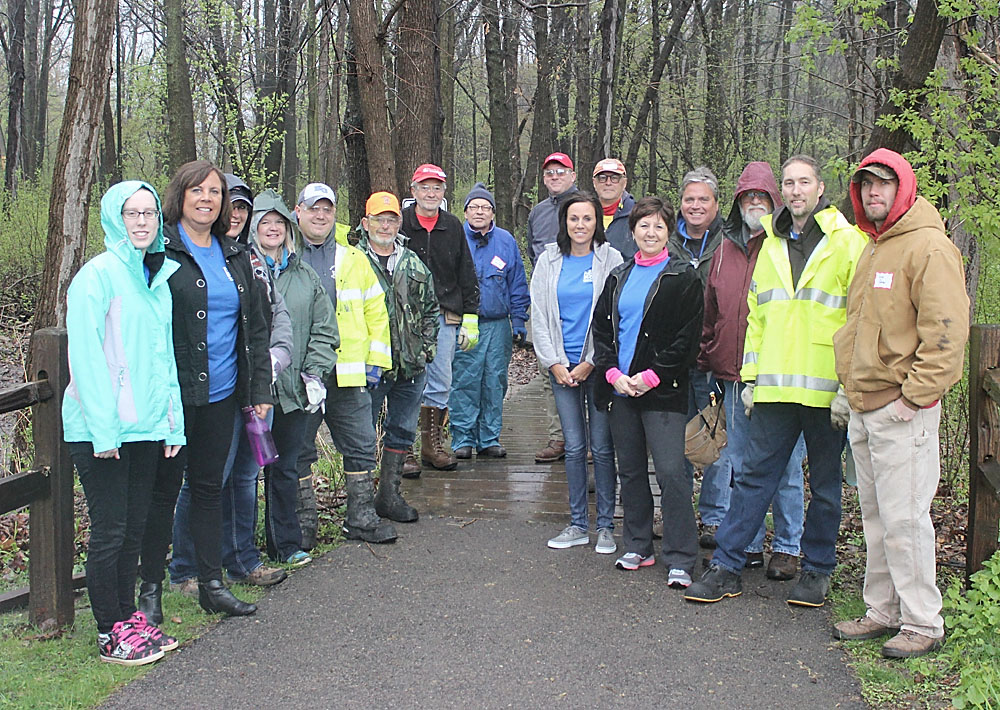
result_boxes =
[414,184,445,194]
[595,173,624,184]
[304,204,334,215]
[466,204,493,213]
[122,209,160,221]
[367,215,401,227]
[544,168,572,177]
[741,190,770,203]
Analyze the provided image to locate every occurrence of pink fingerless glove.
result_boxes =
[640,369,660,388]
[605,367,624,385]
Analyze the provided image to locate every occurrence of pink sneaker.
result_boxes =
[124,611,179,652]
[98,621,164,666]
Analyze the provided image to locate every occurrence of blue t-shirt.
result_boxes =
[179,226,239,402]
[617,259,669,374]
[556,252,595,364]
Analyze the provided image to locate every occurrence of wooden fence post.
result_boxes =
[27,327,74,627]
[967,324,1000,583]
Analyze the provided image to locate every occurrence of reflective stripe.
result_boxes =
[337,362,366,375]
[370,340,392,357]
[748,279,757,294]
[756,287,845,309]
[742,351,758,366]
[756,373,839,392]
[339,288,365,301]
[362,282,384,300]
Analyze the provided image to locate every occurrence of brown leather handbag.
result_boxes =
[685,392,727,469]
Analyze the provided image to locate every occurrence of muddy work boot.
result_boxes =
[343,471,398,543]
[375,448,419,523]
[296,474,319,551]
[402,446,421,478]
[420,406,457,471]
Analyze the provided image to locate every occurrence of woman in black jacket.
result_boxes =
[592,196,703,588]
[138,161,273,620]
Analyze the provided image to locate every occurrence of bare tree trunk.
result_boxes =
[99,91,119,184]
[552,7,571,152]
[164,0,196,173]
[482,0,519,228]
[278,0,300,202]
[22,0,39,178]
[32,0,116,333]
[350,0,396,192]
[778,0,792,159]
[526,6,554,200]
[325,0,347,189]
[595,0,625,158]
[440,0,456,203]
[5,0,27,193]
[573,2,592,171]
[343,24,371,225]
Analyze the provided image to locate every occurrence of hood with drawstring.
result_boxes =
[849,148,917,239]
[249,189,298,259]
[723,162,783,249]
[100,180,168,277]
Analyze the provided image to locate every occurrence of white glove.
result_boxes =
[271,353,279,383]
[302,374,327,414]
[741,382,755,417]
[830,386,851,430]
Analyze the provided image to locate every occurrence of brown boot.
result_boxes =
[402,446,421,478]
[881,630,942,658]
[766,551,799,580]
[535,439,566,463]
[420,406,457,470]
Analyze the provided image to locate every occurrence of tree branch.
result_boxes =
[376,0,408,42]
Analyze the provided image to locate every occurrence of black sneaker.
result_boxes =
[787,569,830,607]
[684,564,743,603]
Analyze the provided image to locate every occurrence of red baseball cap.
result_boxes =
[411,164,447,183]
[542,152,574,170]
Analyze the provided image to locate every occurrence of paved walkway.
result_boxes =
[102,376,865,709]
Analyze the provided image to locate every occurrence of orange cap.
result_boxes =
[365,191,401,216]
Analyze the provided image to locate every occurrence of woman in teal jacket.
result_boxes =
[63,181,185,666]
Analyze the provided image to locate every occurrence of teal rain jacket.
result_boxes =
[62,181,186,452]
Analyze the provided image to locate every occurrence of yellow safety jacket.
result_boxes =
[332,241,392,386]
[740,205,867,407]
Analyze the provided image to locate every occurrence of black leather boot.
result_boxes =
[137,581,163,626]
[198,579,257,616]
[343,471,398,543]
[375,448,419,523]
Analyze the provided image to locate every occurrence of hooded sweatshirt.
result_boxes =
[834,149,969,412]
[63,181,186,452]
[698,162,782,380]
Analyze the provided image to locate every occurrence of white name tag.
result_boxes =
[583,268,593,283]
[873,272,893,289]
[490,255,506,270]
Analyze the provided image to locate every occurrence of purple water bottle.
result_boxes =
[243,406,279,466]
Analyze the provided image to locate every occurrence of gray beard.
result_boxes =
[741,207,766,232]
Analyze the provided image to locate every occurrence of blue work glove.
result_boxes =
[512,319,527,347]
[365,365,383,389]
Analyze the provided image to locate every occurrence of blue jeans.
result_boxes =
[220,410,269,579]
[550,370,616,531]
[423,315,458,410]
[449,318,512,450]
[688,369,728,526]
[264,409,308,561]
[298,383,377,476]
[713,402,845,576]
[720,379,806,555]
[370,370,427,450]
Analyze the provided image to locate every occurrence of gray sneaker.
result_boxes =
[547,525,590,549]
[667,568,693,589]
[595,528,616,554]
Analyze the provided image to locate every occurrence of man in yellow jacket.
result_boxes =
[686,155,868,607]
[831,149,967,659]
[294,182,396,544]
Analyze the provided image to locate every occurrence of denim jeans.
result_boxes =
[450,318,512,450]
[370,370,427,450]
[422,314,458,410]
[550,370,616,531]
[72,441,159,633]
[720,379,806,555]
[265,409,308,561]
[610,399,697,573]
[688,369,728,526]
[298,383,377,476]
[713,402,845,576]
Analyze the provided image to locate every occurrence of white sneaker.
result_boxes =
[595,528,616,554]
[547,525,589,549]
[667,568,693,589]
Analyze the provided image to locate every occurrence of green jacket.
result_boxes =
[250,191,339,413]
[360,233,440,381]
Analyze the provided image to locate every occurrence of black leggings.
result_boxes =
[140,396,237,583]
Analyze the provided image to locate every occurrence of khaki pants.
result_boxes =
[536,352,563,440]
[848,401,944,638]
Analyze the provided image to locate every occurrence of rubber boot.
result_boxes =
[296,474,318,551]
[137,581,163,626]
[343,471,398,543]
[375,448,419,522]
[421,406,457,470]
[198,579,257,616]
[402,446,421,479]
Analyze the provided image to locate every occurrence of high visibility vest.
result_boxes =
[740,206,868,407]
[332,241,393,386]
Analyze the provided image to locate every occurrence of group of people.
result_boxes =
[63,144,967,668]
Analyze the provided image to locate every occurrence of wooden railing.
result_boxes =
[0,328,75,627]
[967,324,1000,582]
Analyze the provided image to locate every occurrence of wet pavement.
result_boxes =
[101,375,865,710]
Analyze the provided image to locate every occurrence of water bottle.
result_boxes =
[243,406,279,466]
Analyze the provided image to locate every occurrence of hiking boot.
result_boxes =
[343,471,398,543]
[787,570,830,607]
[420,406,457,470]
[137,581,163,626]
[375,448,419,523]
[595,528,616,555]
[882,630,943,659]
[198,579,257,616]
[122,611,178,652]
[766,552,799,581]
[296,474,318,551]
[684,564,743,603]
[833,616,900,641]
[170,578,199,597]
[535,440,566,463]
[745,552,764,569]
[238,565,287,587]
[98,621,165,666]
[454,446,473,459]
[547,525,589,549]
[667,569,693,589]
[478,445,507,458]
[699,525,718,549]
[402,447,421,478]
[615,552,656,570]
